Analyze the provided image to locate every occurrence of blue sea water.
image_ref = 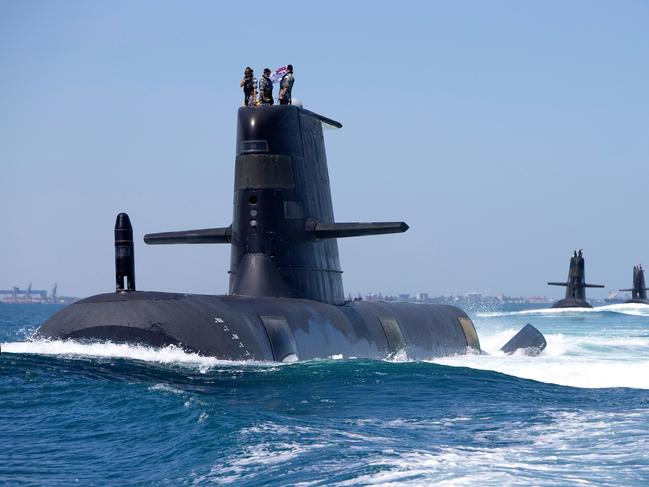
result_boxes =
[2,303,649,486]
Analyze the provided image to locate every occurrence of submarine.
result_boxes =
[547,249,604,308]
[619,265,649,305]
[37,105,544,361]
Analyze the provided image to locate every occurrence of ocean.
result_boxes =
[1,303,649,486]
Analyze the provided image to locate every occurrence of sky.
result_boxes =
[1,1,648,299]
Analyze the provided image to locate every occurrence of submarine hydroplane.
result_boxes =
[37,106,544,361]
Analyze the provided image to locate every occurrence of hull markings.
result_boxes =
[214,316,252,358]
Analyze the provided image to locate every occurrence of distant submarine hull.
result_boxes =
[37,292,480,361]
[550,298,593,309]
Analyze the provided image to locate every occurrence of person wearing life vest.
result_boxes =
[240,66,257,107]
[278,64,294,105]
[258,68,274,105]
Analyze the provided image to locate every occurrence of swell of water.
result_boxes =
[5,303,648,389]
[2,303,649,486]
[479,302,649,318]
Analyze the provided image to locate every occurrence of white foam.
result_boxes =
[0,339,275,371]
[388,349,409,363]
[198,440,327,485]
[4,315,649,389]
[596,302,649,315]
[149,383,185,395]
[337,409,648,486]
[466,301,649,389]
[431,318,649,388]
[479,329,649,356]
[477,302,649,318]
[191,410,649,486]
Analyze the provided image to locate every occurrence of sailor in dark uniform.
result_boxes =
[278,64,294,105]
[258,68,274,105]
[240,67,257,107]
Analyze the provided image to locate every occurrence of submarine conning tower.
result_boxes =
[144,105,407,305]
[620,265,649,303]
[230,106,343,303]
[548,249,604,308]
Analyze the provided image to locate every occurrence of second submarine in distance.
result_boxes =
[548,249,604,308]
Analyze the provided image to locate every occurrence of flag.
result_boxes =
[270,65,289,84]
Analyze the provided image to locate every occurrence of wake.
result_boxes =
[4,332,649,390]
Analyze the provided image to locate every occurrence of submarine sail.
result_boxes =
[619,265,649,304]
[548,249,604,308]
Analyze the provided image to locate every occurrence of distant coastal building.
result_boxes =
[0,283,76,304]
[528,295,549,303]
[604,291,626,304]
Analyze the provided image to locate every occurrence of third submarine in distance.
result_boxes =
[37,106,544,361]
[619,265,649,305]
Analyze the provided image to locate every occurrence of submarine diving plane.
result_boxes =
[548,249,604,308]
[620,265,649,305]
[37,105,544,361]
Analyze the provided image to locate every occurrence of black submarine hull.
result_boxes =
[625,299,649,305]
[36,293,480,361]
[550,298,593,309]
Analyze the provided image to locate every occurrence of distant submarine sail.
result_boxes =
[547,249,604,308]
[619,265,649,305]
[37,106,544,361]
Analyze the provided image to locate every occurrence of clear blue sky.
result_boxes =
[2,1,648,298]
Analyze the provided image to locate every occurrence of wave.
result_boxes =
[433,328,649,389]
[4,333,649,390]
[432,353,649,389]
[1,339,275,372]
[477,302,649,318]
[478,328,649,354]
[332,410,649,486]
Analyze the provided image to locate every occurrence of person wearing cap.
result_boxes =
[258,68,274,105]
[240,67,257,107]
[278,64,294,105]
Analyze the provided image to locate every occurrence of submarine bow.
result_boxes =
[37,105,543,361]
